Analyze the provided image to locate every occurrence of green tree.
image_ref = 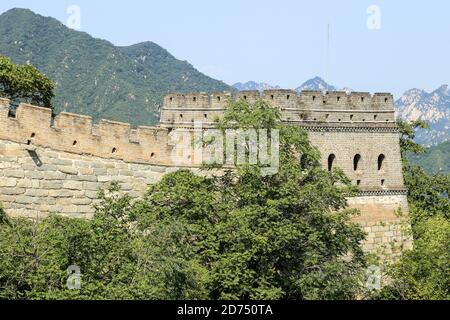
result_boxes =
[398,119,429,161]
[0,99,369,300]
[398,119,449,226]
[379,216,450,300]
[374,120,450,300]
[135,99,367,300]
[0,55,54,110]
[0,183,206,300]
[0,204,7,224]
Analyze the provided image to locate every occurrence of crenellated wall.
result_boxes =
[162,90,411,257]
[160,90,405,193]
[0,90,412,257]
[161,90,395,128]
[0,99,179,166]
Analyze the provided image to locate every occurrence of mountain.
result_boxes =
[295,76,337,92]
[232,81,280,92]
[233,75,450,148]
[233,77,352,94]
[396,85,450,146]
[0,8,232,126]
[409,140,450,174]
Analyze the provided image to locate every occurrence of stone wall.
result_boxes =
[160,90,405,192]
[0,98,174,166]
[0,137,411,256]
[348,195,412,257]
[161,90,395,129]
[0,139,169,218]
[0,89,413,255]
[307,130,405,190]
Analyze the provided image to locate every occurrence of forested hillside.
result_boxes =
[409,141,450,174]
[0,8,232,126]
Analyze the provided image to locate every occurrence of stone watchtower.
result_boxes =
[0,89,412,257]
[160,90,412,256]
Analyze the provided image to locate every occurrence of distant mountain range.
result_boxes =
[396,85,450,146]
[234,78,450,147]
[1,8,448,148]
[295,77,338,92]
[0,8,232,126]
[232,81,281,92]
[233,77,341,93]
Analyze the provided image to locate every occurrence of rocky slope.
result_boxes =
[396,85,450,146]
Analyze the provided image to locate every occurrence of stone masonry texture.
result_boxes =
[0,90,412,257]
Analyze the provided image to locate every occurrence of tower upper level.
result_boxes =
[160,90,397,129]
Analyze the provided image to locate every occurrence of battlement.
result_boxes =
[163,90,394,110]
[0,97,411,258]
[161,90,396,127]
[164,92,232,109]
[0,90,398,168]
[0,99,173,165]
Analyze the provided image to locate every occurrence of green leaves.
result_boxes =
[0,184,207,300]
[375,120,450,300]
[398,119,450,226]
[0,204,8,225]
[218,99,281,131]
[0,99,368,300]
[398,119,428,153]
[131,99,367,300]
[0,55,54,109]
[377,216,450,300]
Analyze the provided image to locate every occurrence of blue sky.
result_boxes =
[1,0,449,97]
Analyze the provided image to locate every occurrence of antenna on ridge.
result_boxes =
[326,23,331,93]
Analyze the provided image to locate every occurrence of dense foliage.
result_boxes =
[374,120,450,300]
[0,55,54,110]
[0,99,369,300]
[0,8,232,126]
[0,185,205,300]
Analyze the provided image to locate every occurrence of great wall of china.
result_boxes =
[0,90,413,257]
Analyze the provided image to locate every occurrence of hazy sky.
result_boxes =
[1,0,449,97]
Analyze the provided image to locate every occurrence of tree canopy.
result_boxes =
[1,101,448,300]
[0,55,54,110]
[374,120,450,300]
[0,99,369,300]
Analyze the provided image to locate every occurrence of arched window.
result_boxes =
[378,154,385,171]
[353,154,362,171]
[328,154,336,171]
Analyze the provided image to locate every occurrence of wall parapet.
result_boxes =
[0,90,405,193]
[0,100,173,165]
[0,95,411,258]
[161,90,397,127]
[163,90,395,110]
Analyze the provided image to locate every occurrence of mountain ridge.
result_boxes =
[233,77,449,146]
[232,77,348,93]
[0,8,232,126]
[409,140,450,174]
[232,81,280,92]
[1,8,449,145]
[396,84,450,146]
